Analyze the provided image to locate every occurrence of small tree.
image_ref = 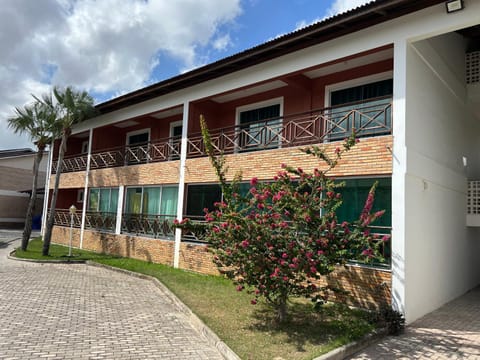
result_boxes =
[180,116,387,323]
[8,96,60,251]
[42,86,97,256]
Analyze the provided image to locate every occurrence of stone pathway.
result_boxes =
[349,287,480,359]
[0,231,224,359]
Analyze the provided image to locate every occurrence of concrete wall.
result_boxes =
[401,32,480,322]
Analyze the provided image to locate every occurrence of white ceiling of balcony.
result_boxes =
[211,80,287,103]
[150,105,183,119]
[303,48,393,79]
[114,120,140,128]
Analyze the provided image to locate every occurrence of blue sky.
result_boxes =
[0,0,371,149]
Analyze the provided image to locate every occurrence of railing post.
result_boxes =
[80,128,93,249]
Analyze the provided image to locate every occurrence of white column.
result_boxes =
[79,128,93,249]
[115,185,125,234]
[391,38,408,317]
[41,141,55,237]
[173,101,190,268]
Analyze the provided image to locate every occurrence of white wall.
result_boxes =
[402,32,480,322]
[0,153,48,172]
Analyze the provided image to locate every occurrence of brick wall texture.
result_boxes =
[51,226,391,308]
[50,135,392,189]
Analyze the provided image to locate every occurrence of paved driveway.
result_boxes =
[349,287,480,359]
[0,231,223,359]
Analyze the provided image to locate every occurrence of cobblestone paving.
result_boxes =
[349,287,480,359]
[0,231,223,359]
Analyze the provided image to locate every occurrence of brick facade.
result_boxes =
[50,135,392,189]
[51,225,391,308]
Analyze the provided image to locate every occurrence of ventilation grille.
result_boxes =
[466,51,480,85]
[467,181,480,214]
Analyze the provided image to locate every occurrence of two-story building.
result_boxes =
[43,0,480,323]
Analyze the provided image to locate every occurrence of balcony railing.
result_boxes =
[52,97,391,173]
[121,213,176,239]
[52,210,175,239]
[52,136,181,174]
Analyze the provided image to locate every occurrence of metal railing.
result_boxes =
[51,97,391,173]
[52,137,181,174]
[121,213,176,239]
[186,97,392,157]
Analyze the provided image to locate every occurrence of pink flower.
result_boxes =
[251,299,257,305]
[281,163,287,169]
[236,285,244,292]
[241,240,249,248]
[310,266,317,274]
[250,177,258,186]
[362,248,374,257]
[382,235,391,242]
[282,253,288,259]
[317,250,324,255]
[335,147,341,154]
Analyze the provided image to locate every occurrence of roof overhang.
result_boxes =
[95,0,445,114]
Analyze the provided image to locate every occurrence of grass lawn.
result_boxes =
[16,238,376,360]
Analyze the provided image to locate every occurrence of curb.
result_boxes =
[8,250,87,264]
[313,329,387,360]
[87,261,241,360]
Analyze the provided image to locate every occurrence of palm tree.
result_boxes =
[42,86,97,256]
[8,96,60,251]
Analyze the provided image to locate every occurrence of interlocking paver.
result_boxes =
[0,231,223,359]
[349,286,480,359]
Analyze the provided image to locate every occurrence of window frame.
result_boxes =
[324,71,393,108]
[234,97,284,152]
[123,184,179,216]
[125,128,151,146]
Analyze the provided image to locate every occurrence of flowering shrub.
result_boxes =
[180,116,386,322]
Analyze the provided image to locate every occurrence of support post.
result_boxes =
[174,101,190,268]
[80,128,93,249]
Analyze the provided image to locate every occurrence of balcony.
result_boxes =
[52,97,392,174]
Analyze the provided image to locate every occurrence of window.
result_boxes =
[123,185,179,238]
[125,129,150,164]
[88,187,118,213]
[81,141,89,154]
[185,184,222,218]
[77,189,84,203]
[169,121,182,160]
[124,185,178,216]
[327,78,393,139]
[236,99,282,152]
[336,177,391,227]
[336,177,391,264]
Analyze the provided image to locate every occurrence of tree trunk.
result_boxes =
[21,147,44,251]
[275,296,288,323]
[43,132,68,256]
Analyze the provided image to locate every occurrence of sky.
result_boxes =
[0,0,372,150]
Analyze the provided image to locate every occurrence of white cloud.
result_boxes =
[0,0,241,150]
[213,34,232,51]
[326,0,374,17]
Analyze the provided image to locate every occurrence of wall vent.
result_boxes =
[467,180,480,226]
[466,51,480,85]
